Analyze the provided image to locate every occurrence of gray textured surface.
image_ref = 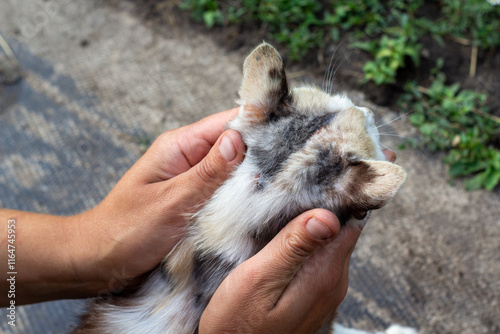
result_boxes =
[1,1,499,333]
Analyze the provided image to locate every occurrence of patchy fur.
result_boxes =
[74,43,406,334]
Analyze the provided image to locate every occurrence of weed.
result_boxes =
[180,0,224,28]
[181,0,324,59]
[351,15,422,85]
[441,0,500,48]
[399,73,500,190]
[252,0,324,60]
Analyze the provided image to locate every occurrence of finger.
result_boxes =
[244,209,340,308]
[132,108,240,183]
[183,107,240,147]
[274,223,361,318]
[178,108,240,167]
[267,217,364,325]
[165,129,246,213]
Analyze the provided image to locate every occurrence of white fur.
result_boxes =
[193,155,313,260]
[101,274,200,334]
[333,323,419,334]
[359,107,386,161]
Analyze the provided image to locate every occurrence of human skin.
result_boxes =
[0,108,245,305]
[0,108,396,332]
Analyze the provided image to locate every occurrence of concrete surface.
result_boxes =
[0,1,499,333]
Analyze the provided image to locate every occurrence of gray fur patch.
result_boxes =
[314,148,343,186]
[250,113,335,183]
[192,251,237,308]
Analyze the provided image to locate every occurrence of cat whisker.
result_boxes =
[377,129,398,136]
[323,48,338,92]
[376,110,415,128]
[329,57,347,94]
[326,58,340,94]
[380,143,395,152]
[378,133,413,140]
[323,40,346,94]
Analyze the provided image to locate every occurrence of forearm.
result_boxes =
[0,209,105,306]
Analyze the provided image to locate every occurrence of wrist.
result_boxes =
[0,209,109,306]
[64,209,111,297]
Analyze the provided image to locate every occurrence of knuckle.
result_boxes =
[195,156,221,184]
[156,129,176,145]
[283,232,315,261]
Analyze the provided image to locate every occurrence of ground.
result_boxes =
[0,1,499,333]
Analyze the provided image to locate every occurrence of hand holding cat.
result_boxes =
[0,108,246,305]
[199,209,362,334]
[75,108,247,292]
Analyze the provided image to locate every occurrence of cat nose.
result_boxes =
[383,149,396,162]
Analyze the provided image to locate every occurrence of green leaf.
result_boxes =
[376,48,394,59]
[448,161,487,177]
[420,123,437,136]
[351,40,377,53]
[465,172,487,191]
[484,168,500,190]
[203,10,222,28]
[409,113,425,126]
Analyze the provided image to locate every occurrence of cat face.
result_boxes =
[229,43,406,225]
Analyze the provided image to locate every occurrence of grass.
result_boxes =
[179,0,500,190]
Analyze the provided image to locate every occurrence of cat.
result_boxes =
[74,42,407,334]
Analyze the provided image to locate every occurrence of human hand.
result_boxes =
[72,108,246,293]
[199,209,362,334]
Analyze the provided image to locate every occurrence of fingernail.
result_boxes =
[306,217,334,240]
[219,134,237,161]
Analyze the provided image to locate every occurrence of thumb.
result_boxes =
[171,129,245,205]
[247,209,341,303]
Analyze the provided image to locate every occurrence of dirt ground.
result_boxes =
[1,1,499,333]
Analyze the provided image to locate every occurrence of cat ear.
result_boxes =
[355,160,407,211]
[238,43,290,123]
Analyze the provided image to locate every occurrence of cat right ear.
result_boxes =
[356,160,407,210]
[238,43,291,124]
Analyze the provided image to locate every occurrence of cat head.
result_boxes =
[229,43,406,225]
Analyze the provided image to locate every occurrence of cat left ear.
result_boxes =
[238,43,290,123]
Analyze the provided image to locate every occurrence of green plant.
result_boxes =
[441,0,500,48]
[180,0,224,28]
[351,15,422,85]
[253,0,324,60]
[445,131,500,191]
[326,0,423,37]
[400,73,500,190]
[352,34,421,85]
[181,0,325,60]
